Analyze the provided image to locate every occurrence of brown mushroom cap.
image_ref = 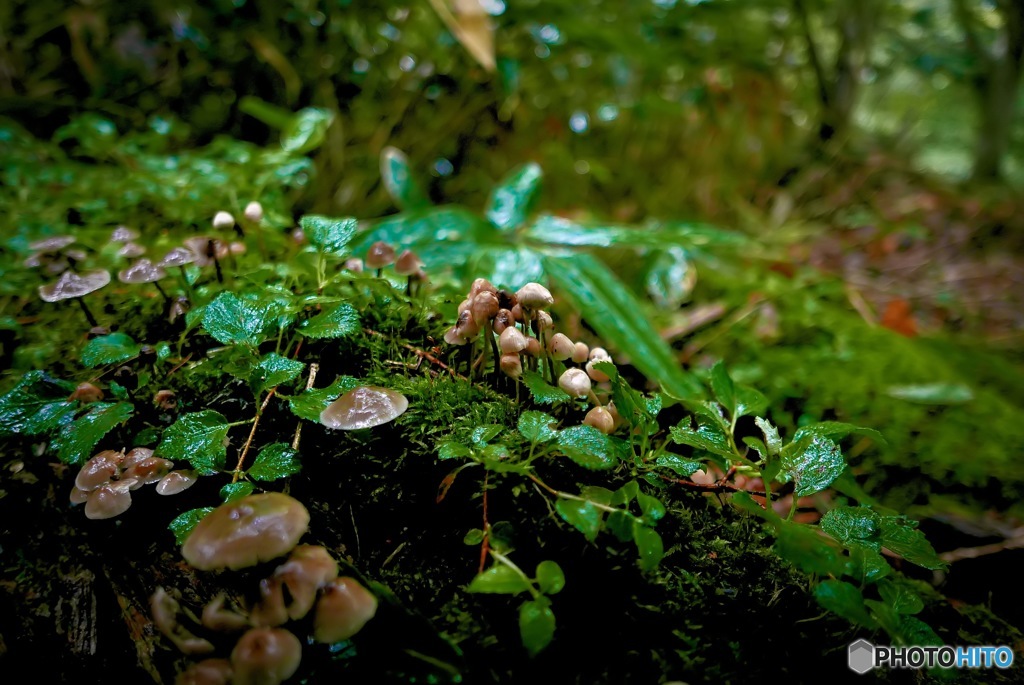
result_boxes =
[117,242,147,258]
[69,382,104,403]
[394,250,422,276]
[313,576,378,643]
[365,241,396,269]
[250,577,289,628]
[122,455,174,487]
[69,486,90,505]
[515,282,554,309]
[183,237,229,267]
[39,269,111,302]
[75,449,124,491]
[159,247,198,268]
[175,658,233,685]
[272,545,339,620]
[319,386,408,430]
[181,493,310,571]
[118,259,167,284]
[84,481,133,519]
[231,628,302,685]
[156,470,198,495]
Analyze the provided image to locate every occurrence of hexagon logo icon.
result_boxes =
[848,639,875,674]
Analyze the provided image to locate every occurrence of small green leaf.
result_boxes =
[555,499,603,541]
[885,383,973,405]
[645,246,695,310]
[555,425,624,470]
[781,436,844,496]
[517,411,558,444]
[169,507,215,545]
[636,492,666,522]
[878,579,925,615]
[535,561,565,595]
[249,353,305,395]
[793,421,887,447]
[611,480,640,505]
[773,521,847,577]
[248,443,301,481]
[155,342,172,362]
[755,417,782,456]
[820,506,881,551]
[300,215,358,255]
[80,333,141,368]
[486,162,542,231]
[579,485,614,506]
[298,303,360,339]
[655,453,704,477]
[633,524,664,571]
[471,425,503,447]
[438,441,472,460]
[220,481,255,502]
[0,371,77,437]
[847,544,892,583]
[814,580,877,628]
[463,528,485,545]
[734,385,768,419]
[467,565,532,594]
[380,147,429,210]
[606,510,634,541]
[519,597,556,656]
[202,292,273,347]
[52,401,133,465]
[157,410,230,475]
[668,422,735,460]
[522,370,570,405]
[709,361,736,416]
[878,516,946,570]
[281,107,333,153]
[288,376,360,421]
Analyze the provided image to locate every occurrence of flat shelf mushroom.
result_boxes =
[319,386,408,430]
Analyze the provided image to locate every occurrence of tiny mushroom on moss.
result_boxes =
[118,258,171,304]
[365,241,396,272]
[572,341,590,364]
[75,449,124,491]
[39,268,111,327]
[320,386,409,430]
[231,627,302,685]
[244,201,264,223]
[111,226,139,243]
[181,493,310,571]
[313,576,378,644]
[548,333,575,361]
[213,211,235,230]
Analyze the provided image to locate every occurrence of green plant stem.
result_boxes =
[489,549,541,600]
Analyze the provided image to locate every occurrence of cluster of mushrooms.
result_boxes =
[30,204,264,325]
[154,493,377,685]
[70,447,197,519]
[341,240,426,294]
[444,279,622,434]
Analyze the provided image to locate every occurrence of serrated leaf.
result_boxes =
[668,422,735,460]
[555,425,624,470]
[878,579,924,615]
[486,163,542,231]
[517,411,558,444]
[555,499,603,541]
[202,292,273,347]
[438,441,472,460]
[300,215,358,255]
[878,516,946,570]
[683,400,730,433]
[781,436,844,496]
[847,544,892,583]
[535,561,565,595]
[471,425,503,446]
[380,147,429,210]
[519,598,555,656]
[249,353,305,395]
[157,410,229,475]
[467,565,532,594]
[248,443,302,481]
[545,254,703,400]
[169,507,215,545]
[755,417,782,456]
[793,421,887,447]
[220,481,255,502]
[522,369,570,405]
[814,580,877,628]
[0,371,77,436]
[51,401,133,465]
[655,453,704,477]
[709,361,736,416]
[298,303,360,339]
[820,506,882,551]
[80,333,141,368]
[527,214,748,250]
[288,376,360,421]
[633,524,664,571]
[281,107,333,153]
[773,522,847,577]
[612,480,640,505]
[734,385,768,419]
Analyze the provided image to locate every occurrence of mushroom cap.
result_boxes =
[151,587,216,656]
[117,242,147,258]
[39,269,111,302]
[492,309,514,335]
[499,354,523,379]
[231,628,302,685]
[175,658,233,685]
[394,250,422,276]
[244,201,264,223]
[250,577,289,628]
[272,545,339,621]
[118,259,167,284]
[75,449,124,491]
[584,406,616,435]
[85,481,133,519]
[443,326,467,346]
[181,493,310,570]
[122,456,174,487]
[313,576,378,643]
[471,291,500,326]
[29,235,76,252]
[319,386,408,430]
[156,470,198,495]
[183,237,229,266]
[515,282,554,309]
[201,594,250,633]
[365,241,396,269]
[499,326,528,355]
[571,341,590,364]
[159,247,198,268]
[69,382,104,403]
[213,211,235,230]
[69,486,90,505]
[548,333,575,361]
[111,226,139,243]
[586,359,611,383]
[558,368,592,398]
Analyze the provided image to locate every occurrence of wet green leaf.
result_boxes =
[463,528,485,545]
[580,485,615,506]
[281,107,333,153]
[555,499,603,541]
[220,481,255,502]
[655,453,704,477]
[555,425,624,470]
[878,516,946,570]
[734,385,768,419]
[486,163,542,231]
[606,510,634,541]
[467,565,532,594]
[878,579,925,615]
[249,353,305,395]
[645,246,695,310]
[522,370,570,405]
[668,422,735,460]
[793,421,887,447]
[546,254,702,400]
[517,411,558,444]
[300,215,358,255]
[473,247,545,290]
[535,561,565,595]
[773,522,847,577]
[52,401,133,465]
[288,376,359,421]
[202,292,273,347]
[781,436,844,496]
[380,147,428,210]
[527,215,747,250]
[636,492,666,521]
[0,371,77,436]
[80,333,141,368]
[847,544,892,583]
[248,443,301,481]
[157,410,230,475]
[814,580,877,628]
[472,425,503,446]
[755,417,782,456]
[709,361,736,416]
[438,441,472,460]
[169,507,215,545]
[298,303,359,339]
[519,598,555,656]
[633,524,664,571]
[820,506,881,551]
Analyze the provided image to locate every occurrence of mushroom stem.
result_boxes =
[487,329,501,380]
[214,255,224,283]
[152,280,171,305]
[76,297,99,327]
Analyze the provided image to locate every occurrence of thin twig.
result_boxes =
[363,327,465,379]
[232,389,276,482]
[658,474,777,500]
[939,533,1024,564]
[479,471,490,574]
[291,363,318,450]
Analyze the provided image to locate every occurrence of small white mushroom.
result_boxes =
[320,387,409,430]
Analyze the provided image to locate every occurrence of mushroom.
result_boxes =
[156,470,198,495]
[270,545,339,620]
[175,658,233,685]
[111,226,139,243]
[499,327,528,355]
[558,368,592,399]
[244,201,264,223]
[69,382,104,403]
[38,269,111,327]
[492,309,515,335]
[122,455,174,488]
[548,333,574,361]
[181,493,310,571]
[201,594,250,633]
[117,242,147,259]
[84,480,134,519]
[313,576,378,643]
[365,241,396,275]
[24,236,79,272]
[183,237,229,281]
[394,250,423,294]
[150,587,216,655]
[343,258,364,273]
[499,354,523,379]
[250,577,289,628]
[572,342,590,364]
[584,406,615,435]
[231,628,302,685]
[213,211,235,231]
[319,386,409,430]
[75,449,124,491]
[515,282,554,311]
[159,247,198,269]
[118,259,170,305]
